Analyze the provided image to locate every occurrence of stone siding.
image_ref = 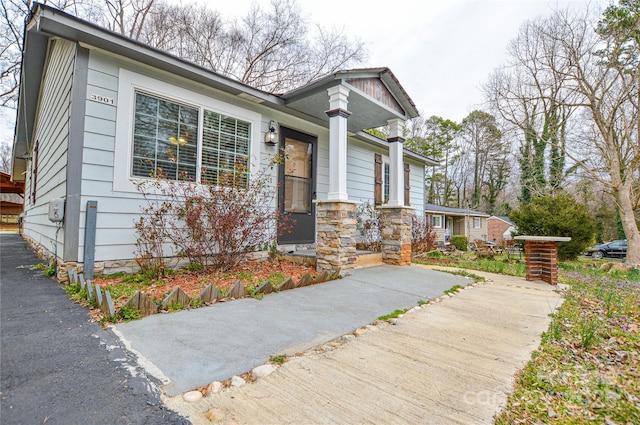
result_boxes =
[379,206,412,266]
[315,201,357,272]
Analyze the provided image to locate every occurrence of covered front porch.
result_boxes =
[281,68,436,272]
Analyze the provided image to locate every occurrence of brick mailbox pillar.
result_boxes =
[515,236,571,285]
[379,206,413,266]
[315,200,358,273]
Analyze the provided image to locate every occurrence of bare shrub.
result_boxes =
[134,165,289,275]
[411,214,437,255]
[356,201,381,251]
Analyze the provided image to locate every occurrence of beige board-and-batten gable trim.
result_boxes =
[345,78,404,116]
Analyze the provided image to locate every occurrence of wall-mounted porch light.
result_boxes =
[264,120,278,146]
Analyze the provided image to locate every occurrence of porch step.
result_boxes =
[280,250,317,267]
[355,251,383,268]
[279,250,383,269]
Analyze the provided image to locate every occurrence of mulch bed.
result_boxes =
[93,258,316,310]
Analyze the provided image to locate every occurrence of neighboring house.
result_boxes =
[424,203,490,244]
[0,172,24,224]
[11,4,436,275]
[487,216,517,244]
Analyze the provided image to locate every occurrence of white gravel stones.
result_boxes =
[182,390,203,402]
[205,408,226,422]
[251,364,277,379]
[231,375,246,387]
[207,381,223,395]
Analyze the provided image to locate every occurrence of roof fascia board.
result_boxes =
[379,70,419,118]
[425,210,490,217]
[12,28,48,180]
[32,4,284,107]
[353,131,438,166]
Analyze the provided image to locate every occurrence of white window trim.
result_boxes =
[431,215,443,229]
[113,68,262,193]
[381,154,390,204]
[473,217,482,229]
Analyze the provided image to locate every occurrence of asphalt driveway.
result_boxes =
[0,233,188,424]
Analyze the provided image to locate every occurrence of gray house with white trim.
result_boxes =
[12,3,436,276]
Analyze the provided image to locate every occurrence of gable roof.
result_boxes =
[282,68,419,131]
[424,203,489,218]
[12,3,436,179]
[488,215,515,226]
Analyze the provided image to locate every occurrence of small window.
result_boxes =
[473,217,482,228]
[431,215,443,228]
[383,162,390,203]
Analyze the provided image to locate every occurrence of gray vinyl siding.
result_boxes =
[346,139,376,202]
[78,51,139,261]
[78,51,287,262]
[408,161,425,213]
[22,39,75,256]
[315,136,329,199]
[346,139,426,214]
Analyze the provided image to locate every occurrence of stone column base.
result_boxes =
[315,200,357,272]
[379,206,413,266]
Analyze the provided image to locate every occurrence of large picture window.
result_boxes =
[131,91,250,185]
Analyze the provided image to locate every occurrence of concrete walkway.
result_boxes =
[162,267,564,425]
[114,265,470,396]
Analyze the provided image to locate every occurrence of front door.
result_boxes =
[277,127,316,244]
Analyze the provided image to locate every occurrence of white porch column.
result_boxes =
[387,118,405,207]
[326,85,351,201]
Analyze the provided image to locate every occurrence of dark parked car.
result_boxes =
[586,240,627,260]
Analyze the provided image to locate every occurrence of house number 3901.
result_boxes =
[90,94,115,105]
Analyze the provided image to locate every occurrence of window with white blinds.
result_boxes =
[131,91,251,186]
[201,110,250,186]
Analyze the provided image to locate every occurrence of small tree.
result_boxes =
[509,193,596,260]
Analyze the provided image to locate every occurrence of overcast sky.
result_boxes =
[211,0,604,121]
[0,0,605,146]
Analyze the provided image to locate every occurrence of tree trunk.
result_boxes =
[615,182,640,267]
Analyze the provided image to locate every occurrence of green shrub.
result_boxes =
[509,193,596,260]
[449,235,468,251]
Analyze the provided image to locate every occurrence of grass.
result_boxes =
[118,304,142,322]
[441,269,486,283]
[31,262,56,276]
[414,251,640,423]
[269,354,287,364]
[378,308,408,321]
[494,272,640,424]
[414,254,526,277]
[443,284,465,295]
